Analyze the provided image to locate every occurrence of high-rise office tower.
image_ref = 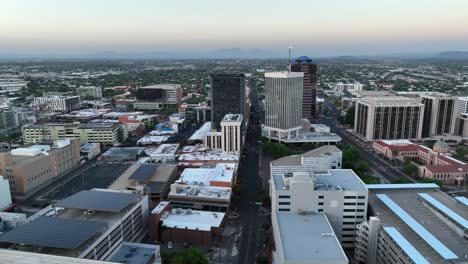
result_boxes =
[210,74,246,131]
[420,93,458,138]
[354,96,424,141]
[291,56,317,120]
[264,72,304,141]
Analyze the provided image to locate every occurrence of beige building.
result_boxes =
[22,122,128,146]
[0,139,80,198]
[204,114,243,154]
[354,96,424,141]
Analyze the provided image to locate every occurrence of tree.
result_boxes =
[391,149,399,157]
[256,256,269,264]
[170,248,208,264]
[455,147,468,161]
[342,145,360,169]
[391,176,411,184]
[343,105,355,125]
[402,160,419,177]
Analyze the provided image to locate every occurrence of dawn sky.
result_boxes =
[1,0,468,57]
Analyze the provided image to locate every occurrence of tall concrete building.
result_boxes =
[355,184,468,264]
[270,169,368,249]
[421,93,458,138]
[0,176,12,210]
[457,96,468,116]
[203,114,244,154]
[264,72,304,141]
[77,86,102,99]
[210,74,246,131]
[354,96,424,141]
[291,56,317,120]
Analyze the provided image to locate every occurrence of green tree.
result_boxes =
[342,145,360,169]
[391,176,411,184]
[343,105,355,125]
[171,248,208,264]
[454,147,468,161]
[391,149,399,157]
[402,160,419,177]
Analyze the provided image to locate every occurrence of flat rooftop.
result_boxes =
[369,187,468,263]
[176,163,235,186]
[169,184,231,202]
[137,136,170,144]
[273,170,367,192]
[101,147,145,160]
[161,208,225,231]
[221,114,243,122]
[275,212,347,263]
[54,190,140,213]
[109,242,159,264]
[146,144,180,157]
[358,96,423,106]
[271,145,341,167]
[189,122,211,141]
[178,151,239,162]
[263,131,342,143]
[0,250,113,264]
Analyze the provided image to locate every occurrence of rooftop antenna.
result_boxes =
[288,46,292,72]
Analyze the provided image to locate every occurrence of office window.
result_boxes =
[358,196,366,199]
[344,196,357,199]
[343,216,355,218]
[278,208,290,212]
[278,202,290,205]
[278,195,290,199]
[318,202,324,206]
[357,202,365,206]
[318,195,324,199]
[344,202,356,206]
[318,209,323,212]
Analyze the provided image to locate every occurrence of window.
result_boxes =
[278,195,290,199]
[342,234,355,238]
[278,208,290,212]
[344,209,356,212]
[344,202,356,206]
[278,202,290,205]
[358,196,366,199]
[343,222,355,225]
[318,202,324,206]
[343,216,355,218]
[318,209,323,212]
[342,228,355,231]
[357,202,365,206]
[357,209,365,212]
[318,195,324,199]
[344,196,357,199]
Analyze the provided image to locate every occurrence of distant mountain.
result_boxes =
[438,51,468,59]
[211,48,275,58]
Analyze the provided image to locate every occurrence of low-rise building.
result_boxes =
[148,201,225,247]
[99,147,145,162]
[137,135,170,146]
[0,189,150,261]
[177,145,239,169]
[373,139,467,184]
[355,184,468,264]
[80,143,101,160]
[109,164,178,205]
[168,163,236,210]
[0,111,17,133]
[77,86,102,99]
[144,144,179,164]
[22,122,128,146]
[0,139,81,198]
[271,145,342,175]
[133,84,182,111]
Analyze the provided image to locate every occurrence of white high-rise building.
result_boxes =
[0,176,12,210]
[457,96,468,116]
[334,82,364,92]
[220,114,243,153]
[264,72,304,141]
[270,169,368,249]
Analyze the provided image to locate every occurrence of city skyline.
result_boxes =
[2,0,468,58]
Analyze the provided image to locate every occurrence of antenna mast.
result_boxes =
[288,46,292,72]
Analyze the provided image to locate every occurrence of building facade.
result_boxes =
[291,56,318,120]
[457,96,468,116]
[270,170,368,249]
[77,86,102,99]
[0,139,81,198]
[0,176,12,210]
[263,72,304,141]
[210,74,246,131]
[133,84,182,111]
[354,96,424,141]
[421,93,458,138]
[0,111,17,132]
[22,123,128,146]
[33,96,81,113]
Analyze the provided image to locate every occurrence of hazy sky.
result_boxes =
[1,0,468,57]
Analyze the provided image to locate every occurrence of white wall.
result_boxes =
[0,176,12,209]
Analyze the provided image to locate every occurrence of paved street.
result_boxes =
[320,98,411,183]
[237,80,263,264]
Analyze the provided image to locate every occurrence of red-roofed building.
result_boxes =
[373,139,467,184]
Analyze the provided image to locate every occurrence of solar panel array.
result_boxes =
[383,227,429,264]
[0,216,107,249]
[128,164,158,181]
[376,194,458,260]
[54,190,139,212]
[418,193,468,229]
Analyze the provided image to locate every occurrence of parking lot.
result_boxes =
[43,162,131,201]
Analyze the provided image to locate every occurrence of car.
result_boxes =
[168,242,173,249]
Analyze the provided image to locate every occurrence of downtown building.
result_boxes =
[33,96,81,113]
[291,56,318,120]
[204,114,243,154]
[263,72,304,141]
[133,84,182,111]
[420,93,458,138]
[210,74,246,131]
[354,96,424,141]
[354,184,468,264]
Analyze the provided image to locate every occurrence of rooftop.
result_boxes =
[0,250,113,264]
[189,122,211,141]
[161,208,225,231]
[176,163,236,186]
[271,145,341,167]
[178,150,239,162]
[169,184,231,202]
[137,135,170,145]
[221,114,243,123]
[109,242,159,264]
[369,187,468,262]
[265,71,304,78]
[100,147,145,160]
[358,96,423,106]
[273,170,366,192]
[139,84,181,90]
[145,144,180,157]
[275,212,347,263]
[54,190,139,213]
